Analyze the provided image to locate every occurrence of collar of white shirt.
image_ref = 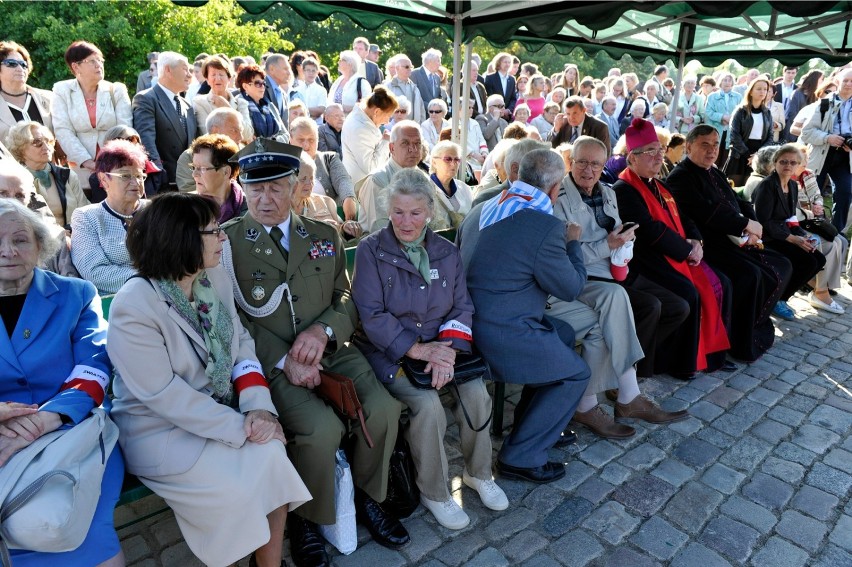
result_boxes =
[157,83,179,102]
[263,217,292,251]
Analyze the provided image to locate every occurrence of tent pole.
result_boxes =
[669,24,689,136]
[450,14,462,146]
[458,43,472,181]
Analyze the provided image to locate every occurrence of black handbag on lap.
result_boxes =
[799,217,838,241]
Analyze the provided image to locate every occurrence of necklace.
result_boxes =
[103,201,136,219]
[85,98,96,108]
[0,88,26,97]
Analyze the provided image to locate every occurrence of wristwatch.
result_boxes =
[319,323,335,342]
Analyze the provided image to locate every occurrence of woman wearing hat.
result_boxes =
[613,117,731,378]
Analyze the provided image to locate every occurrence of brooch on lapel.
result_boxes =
[245,228,260,242]
[295,224,309,239]
[308,239,336,259]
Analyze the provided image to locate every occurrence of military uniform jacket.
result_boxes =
[221,212,356,378]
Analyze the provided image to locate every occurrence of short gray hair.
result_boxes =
[157,51,187,78]
[324,103,344,117]
[395,95,411,113]
[421,48,442,65]
[206,107,241,132]
[572,135,607,159]
[427,98,448,114]
[299,151,316,177]
[486,94,504,108]
[504,139,549,173]
[390,120,422,143]
[6,121,51,163]
[290,116,319,136]
[0,197,59,262]
[338,50,360,74]
[264,53,288,71]
[428,140,461,173]
[751,145,776,176]
[385,168,434,215]
[518,149,564,192]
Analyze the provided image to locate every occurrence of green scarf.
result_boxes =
[400,227,431,285]
[156,272,234,403]
[29,164,51,189]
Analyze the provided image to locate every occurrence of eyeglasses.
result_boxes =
[104,171,147,185]
[777,159,800,166]
[439,156,462,164]
[428,109,443,114]
[398,64,411,69]
[489,104,505,109]
[189,165,221,175]
[572,159,604,171]
[394,109,408,114]
[248,80,266,88]
[78,58,104,67]
[199,227,223,236]
[1,59,28,70]
[30,137,54,148]
[632,148,665,157]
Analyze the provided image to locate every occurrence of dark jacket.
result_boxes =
[752,171,807,242]
[729,106,773,158]
[317,123,342,158]
[352,226,473,383]
[483,72,517,112]
[547,114,612,156]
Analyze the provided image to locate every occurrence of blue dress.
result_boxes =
[0,269,123,566]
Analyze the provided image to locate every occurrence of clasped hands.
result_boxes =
[406,341,456,389]
[283,323,329,389]
[0,403,60,466]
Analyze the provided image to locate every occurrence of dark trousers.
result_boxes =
[817,147,852,233]
[764,240,827,300]
[715,130,730,170]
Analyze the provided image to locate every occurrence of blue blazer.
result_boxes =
[0,269,110,424]
[460,208,589,384]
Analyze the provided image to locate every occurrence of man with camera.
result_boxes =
[801,68,852,233]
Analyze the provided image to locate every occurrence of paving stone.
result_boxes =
[747,386,784,407]
[399,518,443,562]
[775,510,828,552]
[465,547,508,567]
[688,400,724,422]
[688,374,724,392]
[651,458,695,488]
[522,485,570,517]
[671,542,733,567]
[763,450,809,481]
[763,378,793,394]
[701,463,746,494]
[160,542,205,567]
[663,481,723,534]
[484,508,536,542]
[695,426,736,449]
[578,441,623,468]
[612,473,677,517]
[551,460,594,492]
[660,396,689,412]
[780,392,819,413]
[790,485,839,521]
[430,532,486,567]
[808,404,852,435]
[581,501,640,545]
[828,514,852,552]
[750,537,809,567]
[121,535,150,563]
[518,555,561,567]
[777,369,809,386]
[599,547,662,567]
[540,497,594,537]
[599,462,632,485]
[719,435,773,472]
[698,516,760,564]
[548,530,603,566]
[673,386,705,403]
[720,495,778,533]
[151,516,183,546]
[711,412,757,437]
[774,441,818,466]
[703,386,744,408]
[742,365,772,380]
[646,427,682,452]
[766,405,806,427]
[629,516,689,560]
[673,438,722,469]
[825,393,852,413]
[812,544,852,567]
[618,442,666,471]
[742,472,794,510]
[667,416,703,436]
[751,419,792,444]
[806,462,852,498]
[795,382,830,399]
[574,476,614,504]
[728,373,761,393]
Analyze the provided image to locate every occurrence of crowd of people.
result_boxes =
[1,33,851,567]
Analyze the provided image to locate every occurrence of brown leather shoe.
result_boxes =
[571,405,635,438]
[615,395,688,423]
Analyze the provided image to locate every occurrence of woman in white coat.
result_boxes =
[341,85,398,186]
[52,41,131,190]
[108,193,311,567]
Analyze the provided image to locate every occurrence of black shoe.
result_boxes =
[355,488,410,549]
[287,515,329,567]
[554,429,578,447]
[829,289,838,297]
[495,460,565,483]
[249,552,288,567]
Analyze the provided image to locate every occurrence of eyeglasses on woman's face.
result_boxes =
[1,59,27,70]
[199,226,223,236]
[104,171,147,185]
[246,79,265,89]
[438,155,461,164]
[428,109,443,114]
[188,165,222,175]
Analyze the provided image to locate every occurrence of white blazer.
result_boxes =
[0,86,53,142]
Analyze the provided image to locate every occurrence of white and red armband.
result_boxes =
[232,360,269,394]
[437,320,473,342]
[60,365,110,406]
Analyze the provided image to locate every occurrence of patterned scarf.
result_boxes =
[156,272,234,403]
[399,227,431,284]
[479,179,553,230]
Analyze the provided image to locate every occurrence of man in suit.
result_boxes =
[383,54,426,123]
[547,96,612,155]
[458,148,590,483]
[476,94,509,152]
[317,104,343,158]
[597,95,621,148]
[450,60,489,117]
[132,51,197,192]
[263,53,302,141]
[135,51,158,94]
[410,48,444,111]
[484,52,517,118]
[775,65,798,108]
[353,37,384,88]
[221,139,408,566]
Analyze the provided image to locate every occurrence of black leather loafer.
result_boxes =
[287,515,329,567]
[355,488,410,549]
[554,429,578,447]
[495,460,566,483]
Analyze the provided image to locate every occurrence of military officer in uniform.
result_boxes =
[220,139,409,566]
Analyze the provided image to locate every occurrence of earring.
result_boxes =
[426,217,432,223]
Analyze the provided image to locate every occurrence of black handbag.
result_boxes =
[399,352,492,432]
[799,216,838,242]
[382,421,420,519]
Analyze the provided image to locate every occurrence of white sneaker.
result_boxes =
[420,495,470,529]
[462,470,509,511]
[809,292,845,314]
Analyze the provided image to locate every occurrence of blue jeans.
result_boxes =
[817,147,852,233]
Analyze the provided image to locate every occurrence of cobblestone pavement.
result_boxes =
[117,288,852,567]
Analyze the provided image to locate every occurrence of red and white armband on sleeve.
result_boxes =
[438,320,472,342]
[232,360,269,394]
[60,365,110,406]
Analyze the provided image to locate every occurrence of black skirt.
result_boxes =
[724,139,764,178]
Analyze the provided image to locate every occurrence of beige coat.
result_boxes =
[0,86,53,142]
[108,266,277,478]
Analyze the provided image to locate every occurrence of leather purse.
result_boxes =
[799,216,838,242]
[316,370,375,448]
[382,421,420,519]
[399,352,489,389]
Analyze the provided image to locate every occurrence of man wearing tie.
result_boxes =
[410,48,445,112]
[546,96,612,155]
[132,51,198,192]
[484,52,517,119]
[597,95,621,148]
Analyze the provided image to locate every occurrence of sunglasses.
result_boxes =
[428,109,443,114]
[777,159,799,166]
[490,104,505,109]
[439,156,462,164]
[30,137,54,148]
[1,59,28,70]
[248,80,266,88]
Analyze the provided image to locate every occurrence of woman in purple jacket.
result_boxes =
[352,168,507,531]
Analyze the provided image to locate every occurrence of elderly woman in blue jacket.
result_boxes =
[351,168,507,531]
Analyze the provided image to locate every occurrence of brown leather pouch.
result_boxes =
[316,370,375,448]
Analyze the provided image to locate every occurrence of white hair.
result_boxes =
[421,48,442,65]
[157,51,187,78]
